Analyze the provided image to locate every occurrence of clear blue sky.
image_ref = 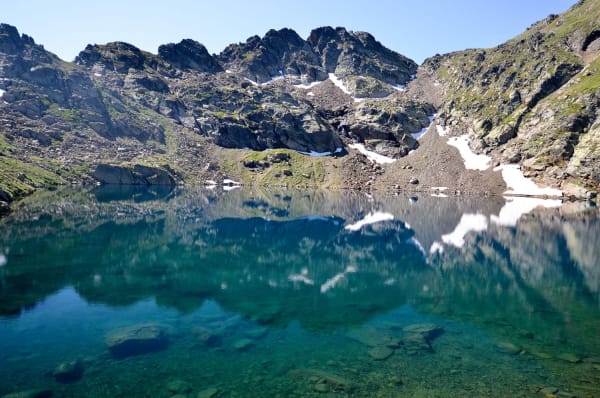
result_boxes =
[3,0,576,64]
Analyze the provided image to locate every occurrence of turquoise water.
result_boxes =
[0,187,599,397]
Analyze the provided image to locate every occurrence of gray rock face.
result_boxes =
[105,323,168,358]
[92,164,175,185]
[308,27,417,84]
[219,28,325,83]
[158,39,223,72]
[76,42,152,73]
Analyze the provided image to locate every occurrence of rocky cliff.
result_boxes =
[1,0,599,208]
[418,0,600,193]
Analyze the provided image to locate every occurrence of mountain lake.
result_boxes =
[0,186,598,397]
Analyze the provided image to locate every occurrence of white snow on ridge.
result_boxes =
[294,81,322,89]
[345,211,394,232]
[223,178,240,186]
[447,135,491,171]
[391,83,405,91]
[349,143,396,164]
[244,75,284,87]
[441,213,488,248]
[0,89,5,98]
[328,73,352,95]
[298,147,342,157]
[491,197,562,227]
[494,164,562,197]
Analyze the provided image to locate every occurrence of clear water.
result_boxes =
[0,186,599,397]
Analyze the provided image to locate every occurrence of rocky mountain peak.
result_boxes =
[218,27,324,83]
[0,23,27,54]
[157,39,222,72]
[308,26,417,84]
[75,42,153,73]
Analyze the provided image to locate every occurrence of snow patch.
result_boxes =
[222,178,240,186]
[431,193,449,198]
[436,125,449,137]
[298,147,342,157]
[294,81,322,89]
[345,211,394,232]
[491,197,562,227]
[0,254,6,267]
[447,135,491,171]
[431,187,449,191]
[225,69,233,74]
[494,164,562,197]
[349,143,396,164]
[411,114,436,140]
[328,73,352,95]
[94,72,102,77]
[0,89,6,98]
[441,213,488,248]
[307,92,315,96]
[223,185,240,192]
[204,180,217,186]
[391,83,405,91]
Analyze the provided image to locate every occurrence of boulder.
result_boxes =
[105,323,168,358]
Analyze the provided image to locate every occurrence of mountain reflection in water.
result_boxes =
[0,187,598,397]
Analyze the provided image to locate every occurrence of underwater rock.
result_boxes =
[346,327,398,348]
[192,327,222,347]
[105,323,168,358]
[52,359,84,383]
[557,353,581,363]
[0,390,52,398]
[289,368,355,393]
[368,345,394,361]
[166,379,192,394]
[245,327,269,340]
[232,338,254,351]
[496,341,521,355]
[401,323,444,353]
[196,387,219,398]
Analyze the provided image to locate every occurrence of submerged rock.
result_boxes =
[368,345,394,360]
[346,327,397,348]
[192,327,222,347]
[402,323,444,353]
[166,379,192,394]
[0,390,52,398]
[52,359,84,383]
[496,341,521,355]
[105,323,168,358]
[196,388,219,398]
[232,338,254,351]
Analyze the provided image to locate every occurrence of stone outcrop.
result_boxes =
[92,164,175,185]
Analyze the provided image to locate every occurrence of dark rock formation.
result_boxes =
[158,39,223,72]
[92,164,175,185]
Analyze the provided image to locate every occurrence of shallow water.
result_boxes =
[0,187,599,397]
